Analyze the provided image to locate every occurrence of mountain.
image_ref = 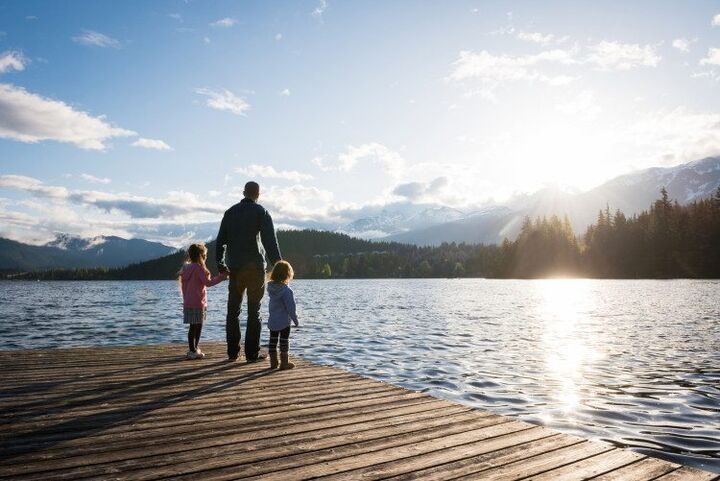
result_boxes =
[382,156,720,245]
[385,206,516,245]
[340,203,466,238]
[0,234,176,271]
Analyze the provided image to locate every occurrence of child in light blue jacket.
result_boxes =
[267,260,300,370]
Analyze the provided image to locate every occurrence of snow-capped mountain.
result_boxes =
[0,234,176,272]
[340,203,466,238]
[379,156,720,245]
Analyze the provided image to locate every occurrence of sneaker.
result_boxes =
[227,356,239,362]
[186,350,196,360]
[195,348,205,358]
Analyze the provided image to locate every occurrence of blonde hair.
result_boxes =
[178,242,210,277]
[270,260,294,284]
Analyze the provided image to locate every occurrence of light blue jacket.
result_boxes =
[267,282,299,331]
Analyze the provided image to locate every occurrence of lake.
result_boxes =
[1,278,718,473]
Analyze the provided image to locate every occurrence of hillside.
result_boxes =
[0,235,176,271]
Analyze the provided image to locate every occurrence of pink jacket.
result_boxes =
[180,263,227,309]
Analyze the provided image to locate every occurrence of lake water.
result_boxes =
[1,279,719,473]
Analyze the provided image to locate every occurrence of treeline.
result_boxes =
[9,188,720,280]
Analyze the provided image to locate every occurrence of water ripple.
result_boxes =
[0,278,718,473]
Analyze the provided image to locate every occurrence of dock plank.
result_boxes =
[1,342,717,481]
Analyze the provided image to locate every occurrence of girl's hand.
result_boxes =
[293,320,300,327]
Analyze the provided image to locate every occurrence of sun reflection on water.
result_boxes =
[537,279,604,425]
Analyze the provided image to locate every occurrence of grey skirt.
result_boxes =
[183,307,207,325]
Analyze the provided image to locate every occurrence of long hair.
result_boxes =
[269,260,294,284]
[177,242,210,278]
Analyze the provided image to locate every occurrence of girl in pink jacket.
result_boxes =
[179,243,227,359]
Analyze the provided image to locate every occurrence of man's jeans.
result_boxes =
[226,264,265,360]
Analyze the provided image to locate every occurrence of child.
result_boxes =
[179,243,227,359]
[266,260,300,370]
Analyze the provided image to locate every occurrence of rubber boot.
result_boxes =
[279,352,295,370]
[269,351,279,370]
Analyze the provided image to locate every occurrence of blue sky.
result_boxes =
[1,0,720,245]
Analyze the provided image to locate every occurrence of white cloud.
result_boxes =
[0,51,26,74]
[203,37,211,44]
[700,48,720,66]
[195,87,250,116]
[556,90,602,120]
[672,37,696,52]
[132,137,173,151]
[80,173,111,184]
[280,88,291,96]
[0,83,136,150]
[275,33,283,41]
[586,41,660,70]
[169,13,182,21]
[262,184,335,222]
[312,0,328,20]
[210,17,237,28]
[0,174,225,219]
[626,107,720,167]
[691,70,720,82]
[72,30,121,48]
[713,14,720,27]
[392,177,449,201]
[313,143,406,177]
[517,31,569,46]
[447,48,578,99]
[0,175,68,198]
[235,164,313,182]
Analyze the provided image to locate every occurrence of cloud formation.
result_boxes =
[392,177,449,201]
[80,173,111,184]
[235,164,313,182]
[0,83,136,150]
[0,175,68,199]
[626,107,720,167]
[312,0,328,20]
[132,137,173,151]
[313,143,406,177]
[447,48,577,99]
[700,48,720,66]
[72,30,121,48]
[713,14,720,27]
[210,17,237,28]
[516,31,568,45]
[672,37,696,52]
[195,87,250,115]
[0,175,225,219]
[0,51,26,74]
[586,41,660,70]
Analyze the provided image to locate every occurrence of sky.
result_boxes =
[1,0,720,246]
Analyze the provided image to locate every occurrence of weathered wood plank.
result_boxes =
[525,447,646,480]
[387,434,584,481]
[590,457,681,481]
[1,342,716,481]
[445,441,613,480]
[6,408,481,480]
[654,466,720,481]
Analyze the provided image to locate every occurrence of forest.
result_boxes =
[10,188,720,280]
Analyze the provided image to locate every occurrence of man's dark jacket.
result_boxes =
[216,198,281,270]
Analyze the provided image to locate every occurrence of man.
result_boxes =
[216,181,282,362]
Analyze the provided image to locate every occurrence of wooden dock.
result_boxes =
[1,342,717,481]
